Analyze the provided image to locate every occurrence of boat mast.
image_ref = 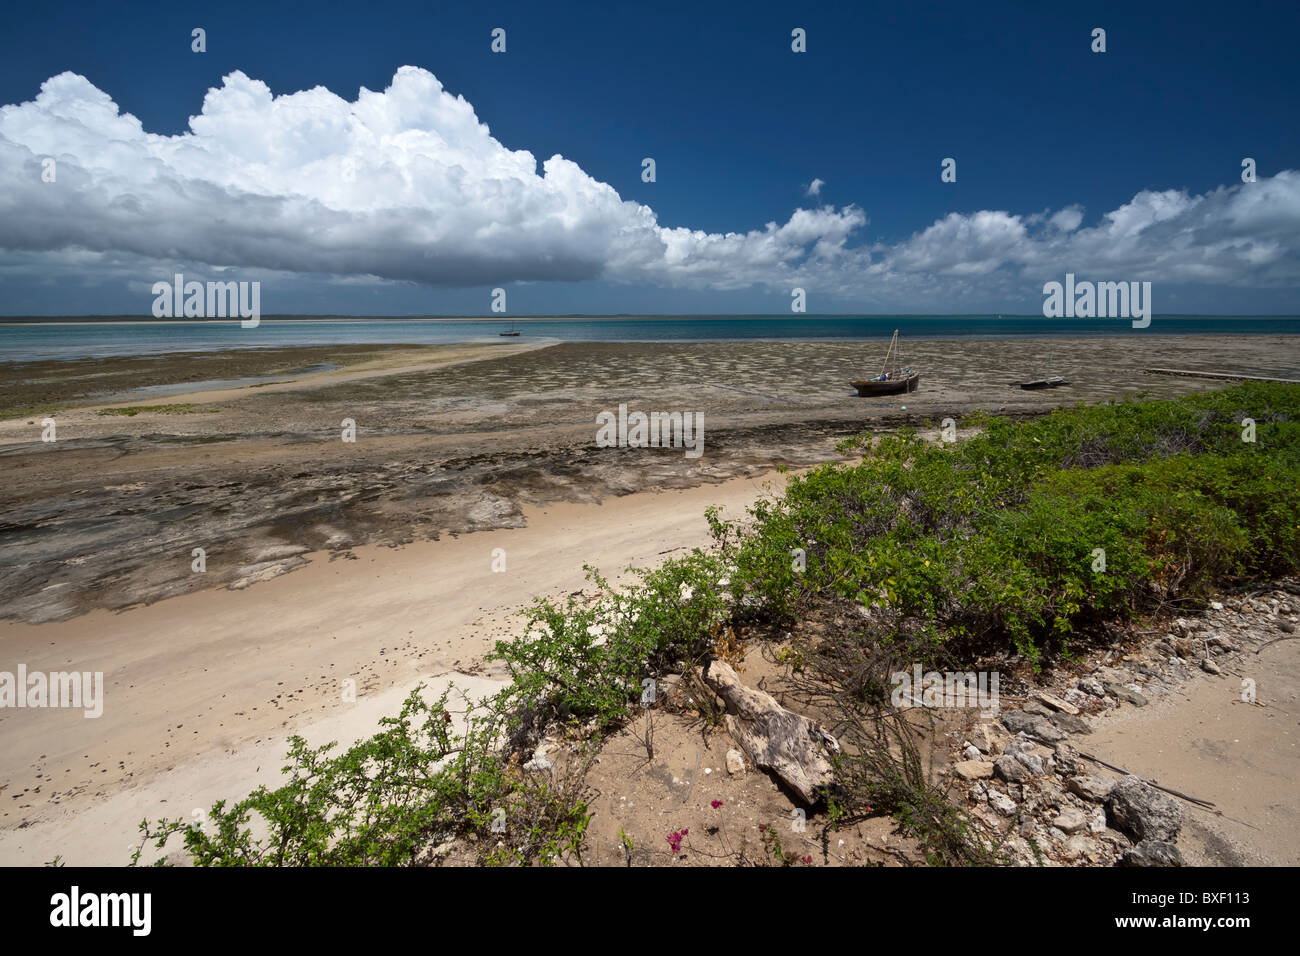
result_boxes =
[880,329,899,378]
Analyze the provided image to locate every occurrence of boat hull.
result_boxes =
[1017,377,1069,390]
[850,373,920,396]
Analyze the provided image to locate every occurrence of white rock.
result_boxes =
[1052,807,1089,834]
[988,789,1018,814]
[725,749,746,776]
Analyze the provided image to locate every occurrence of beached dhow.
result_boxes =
[499,321,521,336]
[1013,351,1069,389]
[1016,376,1070,390]
[850,329,920,396]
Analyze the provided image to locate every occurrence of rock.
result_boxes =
[967,723,1006,755]
[1088,805,1108,834]
[999,710,1068,743]
[523,743,553,772]
[250,544,310,563]
[1119,840,1185,867]
[1209,601,1224,611]
[988,789,1018,814]
[1095,666,1135,685]
[1062,834,1096,858]
[971,805,1002,829]
[1076,677,1106,697]
[1035,692,1080,715]
[1005,734,1036,753]
[1201,659,1222,675]
[699,658,838,804]
[1097,828,1133,851]
[1068,775,1114,802]
[1014,751,1045,775]
[1049,712,1092,736]
[994,755,1033,783]
[1171,618,1195,638]
[1103,683,1149,707]
[1050,742,1081,775]
[1205,635,1237,651]
[725,748,746,776]
[1279,620,1296,634]
[954,760,994,780]
[1022,701,1051,716]
[1053,807,1089,833]
[1107,776,1183,842]
[962,744,982,761]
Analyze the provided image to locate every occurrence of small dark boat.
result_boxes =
[853,371,920,396]
[499,321,521,337]
[851,329,920,396]
[1017,376,1069,390]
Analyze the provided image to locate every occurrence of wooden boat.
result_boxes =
[498,321,521,337]
[851,329,920,396]
[1017,376,1070,390]
[852,372,920,396]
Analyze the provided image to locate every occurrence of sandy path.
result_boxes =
[0,469,788,866]
[86,341,548,411]
[1083,639,1300,866]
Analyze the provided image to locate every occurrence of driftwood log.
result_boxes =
[699,658,839,804]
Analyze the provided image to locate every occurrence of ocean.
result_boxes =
[1,315,1296,362]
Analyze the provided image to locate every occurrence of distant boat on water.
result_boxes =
[850,329,920,396]
[499,321,521,337]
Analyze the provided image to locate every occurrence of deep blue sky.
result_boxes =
[1,0,1298,314]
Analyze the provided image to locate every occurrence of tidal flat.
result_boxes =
[1,334,1296,624]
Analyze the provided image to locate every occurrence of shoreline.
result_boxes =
[0,471,791,865]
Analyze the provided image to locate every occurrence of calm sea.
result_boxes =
[0,315,1296,362]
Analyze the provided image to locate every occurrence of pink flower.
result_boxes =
[667,829,688,855]
[710,800,723,809]
[803,855,813,864]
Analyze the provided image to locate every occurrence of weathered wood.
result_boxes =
[699,658,839,804]
[1143,368,1300,384]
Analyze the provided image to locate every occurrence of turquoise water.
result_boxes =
[1,315,1296,362]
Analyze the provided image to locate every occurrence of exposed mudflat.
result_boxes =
[1,334,1295,624]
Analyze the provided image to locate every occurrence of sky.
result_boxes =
[1,0,1298,316]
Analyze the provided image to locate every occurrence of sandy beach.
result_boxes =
[2,333,1298,866]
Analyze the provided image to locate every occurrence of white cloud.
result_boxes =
[0,68,862,292]
[1049,206,1083,232]
[1,67,1298,309]
[805,177,825,197]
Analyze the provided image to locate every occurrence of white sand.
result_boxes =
[0,471,788,865]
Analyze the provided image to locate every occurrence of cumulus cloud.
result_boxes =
[0,68,864,292]
[1049,206,1084,232]
[1,67,1298,309]
[805,177,825,197]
